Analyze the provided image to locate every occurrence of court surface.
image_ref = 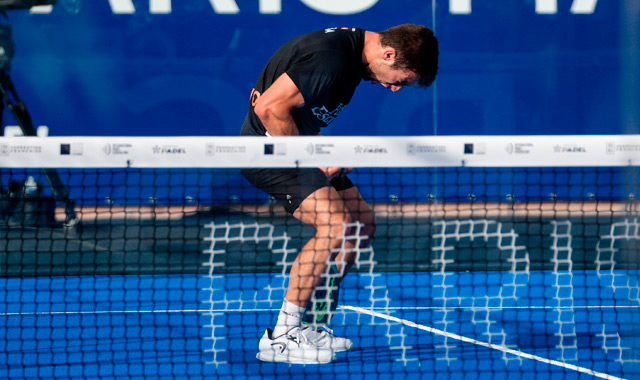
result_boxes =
[1,268,638,380]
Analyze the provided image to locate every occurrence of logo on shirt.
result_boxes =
[312,103,345,125]
[324,27,356,33]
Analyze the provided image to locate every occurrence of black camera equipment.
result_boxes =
[0,0,78,227]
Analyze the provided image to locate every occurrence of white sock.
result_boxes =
[272,299,305,337]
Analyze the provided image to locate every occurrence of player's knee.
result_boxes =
[329,211,353,237]
[316,212,352,246]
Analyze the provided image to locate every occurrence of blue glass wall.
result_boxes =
[5,0,639,137]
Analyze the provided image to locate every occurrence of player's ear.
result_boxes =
[382,47,397,62]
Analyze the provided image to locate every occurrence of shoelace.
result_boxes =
[318,326,334,336]
[286,327,312,347]
[299,326,336,346]
[286,326,335,348]
[299,325,333,335]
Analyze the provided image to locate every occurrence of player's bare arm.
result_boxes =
[253,73,305,136]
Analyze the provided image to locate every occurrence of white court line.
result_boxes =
[1,305,632,379]
[0,309,205,316]
[343,305,626,380]
[1,304,638,316]
[374,305,640,311]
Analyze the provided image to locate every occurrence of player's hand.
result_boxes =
[320,167,352,179]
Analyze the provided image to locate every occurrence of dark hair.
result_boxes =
[379,24,439,88]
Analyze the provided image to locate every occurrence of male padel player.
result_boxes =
[240,24,439,364]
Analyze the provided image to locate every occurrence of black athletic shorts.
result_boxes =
[241,168,354,215]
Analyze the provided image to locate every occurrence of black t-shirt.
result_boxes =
[240,27,366,136]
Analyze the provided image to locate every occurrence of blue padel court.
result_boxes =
[1,269,638,380]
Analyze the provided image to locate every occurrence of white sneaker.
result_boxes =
[256,328,336,364]
[300,326,353,352]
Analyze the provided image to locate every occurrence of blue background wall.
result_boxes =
[4,0,639,137]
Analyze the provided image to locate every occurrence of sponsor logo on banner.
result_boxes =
[0,144,42,156]
[464,143,486,155]
[606,142,640,155]
[505,143,532,154]
[60,143,83,156]
[354,145,388,154]
[407,143,446,155]
[152,145,186,154]
[206,143,246,156]
[306,143,335,155]
[103,143,132,155]
[553,144,586,153]
[264,143,286,155]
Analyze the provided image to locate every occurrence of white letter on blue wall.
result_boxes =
[300,0,378,15]
[260,0,281,14]
[536,0,597,14]
[109,0,135,14]
[570,0,597,14]
[449,0,471,14]
[150,0,171,14]
[208,0,240,14]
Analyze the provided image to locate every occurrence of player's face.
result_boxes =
[364,62,417,92]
